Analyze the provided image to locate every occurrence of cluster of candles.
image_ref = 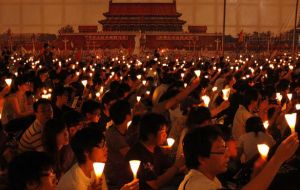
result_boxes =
[41,88,52,100]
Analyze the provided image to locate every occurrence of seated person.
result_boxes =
[19,99,53,152]
[125,113,185,190]
[81,99,102,130]
[7,151,57,190]
[179,125,299,190]
[58,127,138,190]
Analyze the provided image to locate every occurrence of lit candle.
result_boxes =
[296,104,300,110]
[257,144,269,160]
[201,95,210,107]
[93,162,105,182]
[167,138,175,147]
[285,113,297,133]
[127,121,132,129]
[263,121,269,129]
[276,93,282,104]
[194,70,201,77]
[129,160,141,179]
[146,91,150,95]
[142,80,146,86]
[184,83,187,88]
[136,96,141,102]
[287,93,293,101]
[137,75,142,80]
[212,87,218,92]
[5,78,12,86]
[96,92,100,98]
[222,88,230,101]
[81,80,87,88]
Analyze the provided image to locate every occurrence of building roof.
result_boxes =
[104,1,181,17]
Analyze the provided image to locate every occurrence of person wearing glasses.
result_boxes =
[7,151,57,190]
[179,125,299,190]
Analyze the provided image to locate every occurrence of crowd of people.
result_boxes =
[0,44,300,190]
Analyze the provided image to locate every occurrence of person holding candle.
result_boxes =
[125,113,185,190]
[237,116,275,162]
[19,99,53,152]
[232,88,268,141]
[58,127,138,190]
[179,125,299,190]
[1,75,34,126]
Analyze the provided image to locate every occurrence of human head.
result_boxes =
[8,151,56,190]
[101,91,118,113]
[245,116,265,135]
[186,106,212,129]
[81,100,101,123]
[243,88,259,110]
[53,86,69,106]
[33,99,53,124]
[63,110,84,138]
[42,119,69,153]
[183,125,229,177]
[139,113,167,146]
[11,75,31,93]
[71,127,107,164]
[109,100,132,126]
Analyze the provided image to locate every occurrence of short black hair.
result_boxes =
[186,106,211,129]
[109,100,131,125]
[42,118,66,153]
[243,87,259,108]
[245,116,265,136]
[71,127,104,164]
[63,110,83,129]
[8,151,54,190]
[33,98,52,112]
[183,125,223,169]
[81,100,101,116]
[139,113,167,141]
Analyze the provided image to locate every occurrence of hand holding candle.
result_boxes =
[129,160,141,179]
[201,95,210,107]
[222,88,230,101]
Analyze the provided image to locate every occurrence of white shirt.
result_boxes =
[238,132,275,162]
[58,163,107,190]
[232,105,253,140]
[178,169,222,190]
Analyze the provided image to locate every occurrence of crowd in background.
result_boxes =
[0,44,300,190]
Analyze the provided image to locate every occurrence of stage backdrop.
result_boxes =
[0,0,297,36]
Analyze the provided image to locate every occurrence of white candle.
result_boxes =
[129,160,141,179]
[212,87,218,92]
[137,75,142,80]
[201,95,210,107]
[222,88,230,101]
[296,104,300,110]
[81,80,87,88]
[167,138,175,147]
[5,78,12,86]
[263,121,269,129]
[142,80,146,86]
[93,162,105,180]
[257,144,269,160]
[287,93,293,101]
[136,96,141,102]
[285,113,297,133]
[276,93,282,103]
[194,70,201,77]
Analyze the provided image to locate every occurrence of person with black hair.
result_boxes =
[42,118,69,179]
[125,112,185,190]
[19,99,53,152]
[98,91,117,130]
[105,100,132,189]
[51,86,73,120]
[81,99,102,129]
[232,87,268,140]
[58,127,138,190]
[237,116,275,162]
[179,125,226,190]
[7,151,57,190]
[1,75,33,125]
[179,125,299,190]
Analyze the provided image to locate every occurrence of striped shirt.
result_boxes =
[19,120,44,152]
